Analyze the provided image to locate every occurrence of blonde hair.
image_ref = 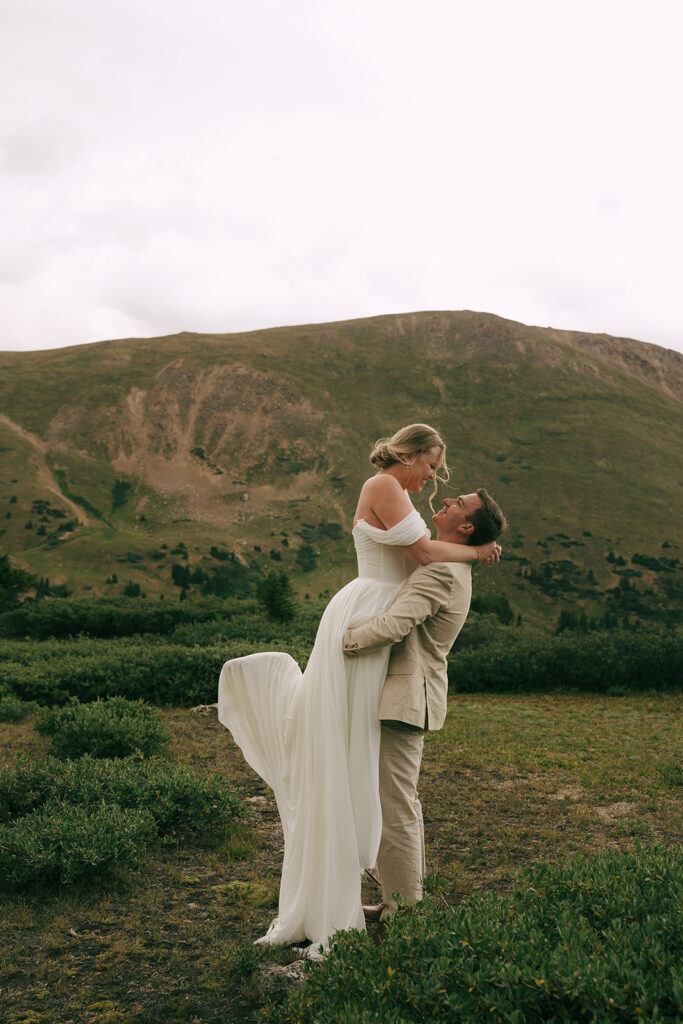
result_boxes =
[369,423,450,509]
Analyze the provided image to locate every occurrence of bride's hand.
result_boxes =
[475,541,501,565]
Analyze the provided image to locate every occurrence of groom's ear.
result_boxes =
[458,521,475,537]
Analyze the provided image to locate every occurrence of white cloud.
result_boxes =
[0,0,682,353]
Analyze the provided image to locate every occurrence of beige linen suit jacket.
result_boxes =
[343,561,472,731]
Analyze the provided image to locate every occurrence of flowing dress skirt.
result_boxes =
[218,575,404,950]
[218,509,428,952]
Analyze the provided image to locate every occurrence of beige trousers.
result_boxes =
[377,722,425,917]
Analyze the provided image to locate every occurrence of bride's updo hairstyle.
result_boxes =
[369,423,450,509]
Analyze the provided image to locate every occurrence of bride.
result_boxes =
[217,424,500,954]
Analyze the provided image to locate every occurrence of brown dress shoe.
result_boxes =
[362,902,386,922]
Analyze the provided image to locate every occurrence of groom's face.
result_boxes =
[432,493,482,540]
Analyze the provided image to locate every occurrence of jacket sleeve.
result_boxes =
[343,563,455,655]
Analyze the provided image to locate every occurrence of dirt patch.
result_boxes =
[491,772,546,790]
[549,784,585,802]
[595,801,638,823]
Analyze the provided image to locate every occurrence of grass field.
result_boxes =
[1,693,680,1024]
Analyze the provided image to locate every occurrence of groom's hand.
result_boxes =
[342,628,363,657]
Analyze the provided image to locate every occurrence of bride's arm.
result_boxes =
[360,474,500,565]
[404,534,498,565]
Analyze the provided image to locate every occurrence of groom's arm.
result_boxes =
[343,563,458,656]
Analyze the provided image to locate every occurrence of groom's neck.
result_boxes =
[435,528,468,546]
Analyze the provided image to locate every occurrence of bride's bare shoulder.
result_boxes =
[354,473,409,528]
[355,473,414,528]
[360,473,402,497]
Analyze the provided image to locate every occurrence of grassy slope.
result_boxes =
[1,311,682,628]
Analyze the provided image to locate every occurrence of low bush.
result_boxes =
[0,801,156,888]
[469,593,514,625]
[167,604,323,646]
[0,754,246,838]
[0,693,38,722]
[448,628,683,693]
[272,844,683,1024]
[452,612,519,651]
[2,638,312,706]
[0,592,327,641]
[0,596,252,640]
[35,697,171,758]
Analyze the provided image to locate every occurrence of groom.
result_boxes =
[343,488,506,921]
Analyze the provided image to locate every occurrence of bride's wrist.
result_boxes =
[472,546,479,563]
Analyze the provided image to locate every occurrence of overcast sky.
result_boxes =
[1,0,682,355]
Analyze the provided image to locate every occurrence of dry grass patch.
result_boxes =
[424,694,682,894]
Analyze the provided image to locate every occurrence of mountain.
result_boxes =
[1,310,681,629]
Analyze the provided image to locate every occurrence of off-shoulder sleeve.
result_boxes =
[354,508,429,547]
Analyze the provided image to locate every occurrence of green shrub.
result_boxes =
[295,544,317,573]
[0,658,72,706]
[452,612,516,651]
[35,697,171,758]
[0,552,37,613]
[1,637,313,706]
[0,754,246,838]
[0,596,246,640]
[469,593,514,625]
[257,572,296,621]
[448,629,683,693]
[0,694,38,722]
[0,801,156,888]
[168,603,323,645]
[272,845,683,1024]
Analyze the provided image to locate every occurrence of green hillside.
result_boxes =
[1,310,681,630]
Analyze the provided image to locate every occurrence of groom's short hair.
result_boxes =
[466,488,507,546]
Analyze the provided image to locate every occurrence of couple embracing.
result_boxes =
[217,424,506,955]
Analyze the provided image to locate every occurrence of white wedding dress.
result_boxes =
[217,508,428,953]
